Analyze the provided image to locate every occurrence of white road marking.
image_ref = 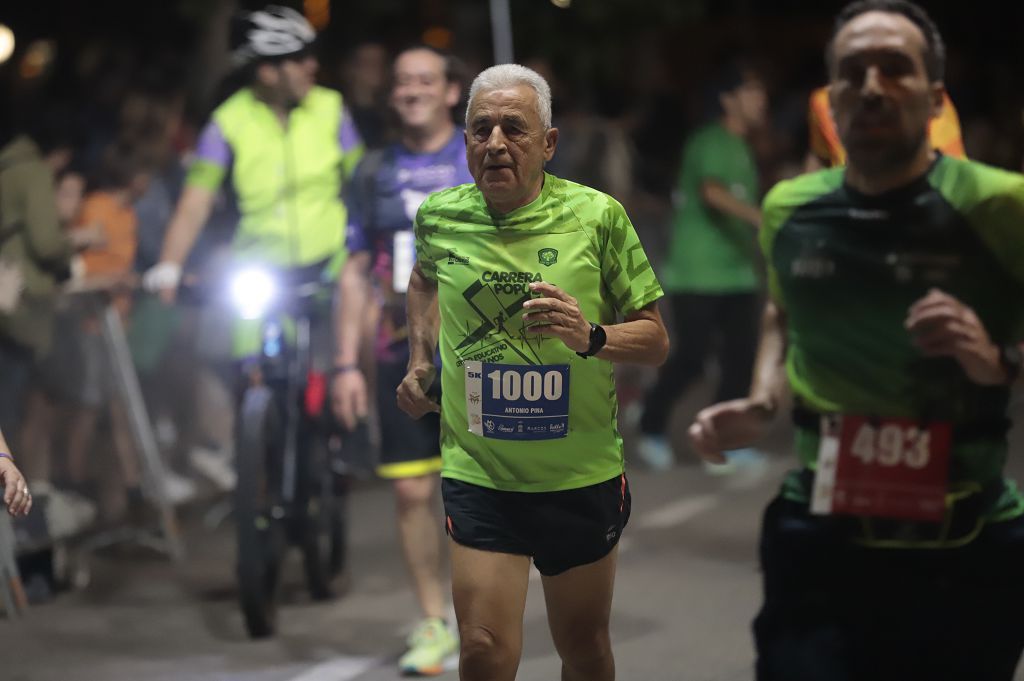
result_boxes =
[285,656,382,681]
[636,494,720,530]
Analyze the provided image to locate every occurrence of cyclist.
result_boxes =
[331,45,469,675]
[690,2,1024,679]
[144,5,363,301]
[400,64,668,681]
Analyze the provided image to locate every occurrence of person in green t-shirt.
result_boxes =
[399,64,668,681]
[636,62,768,472]
[690,2,1024,679]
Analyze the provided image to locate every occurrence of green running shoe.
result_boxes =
[399,617,458,676]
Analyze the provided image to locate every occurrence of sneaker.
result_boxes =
[39,484,98,539]
[159,470,198,506]
[399,617,459,676]
[189,445,237,492]
[636,435,674,472]
[703,447,767,479]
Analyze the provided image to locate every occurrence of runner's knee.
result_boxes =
[393,475,434,509]
[552,625,612,667]
[459,622,520,668]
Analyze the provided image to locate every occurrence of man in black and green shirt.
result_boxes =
[690,2,1024,679]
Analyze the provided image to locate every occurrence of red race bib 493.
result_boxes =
[811,415,951,522]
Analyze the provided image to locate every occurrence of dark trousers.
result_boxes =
[0,336,34,443]
[754,497,1024,681]
[639,292,759,435]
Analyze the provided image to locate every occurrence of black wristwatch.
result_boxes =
[999,343,1023,384]
[576,322,607,359]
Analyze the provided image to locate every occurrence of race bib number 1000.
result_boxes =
[464,361,570,440]
[811,415,951,522]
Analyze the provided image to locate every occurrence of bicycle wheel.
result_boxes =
[235,385,286,638]
[299,437,348,600]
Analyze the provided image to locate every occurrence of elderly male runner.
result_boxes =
[690,2,1024,680]
[398,64,668,681]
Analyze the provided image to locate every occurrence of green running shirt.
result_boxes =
[415,174,664,492]
[664,123,761,294]
[760,155,1024,518]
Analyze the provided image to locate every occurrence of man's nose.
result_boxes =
[861,65,883,96]
[485,126,507,152]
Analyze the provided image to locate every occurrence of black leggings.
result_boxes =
[755,497,1024,681]
[639,292,759,435]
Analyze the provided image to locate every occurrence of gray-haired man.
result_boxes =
[399,63,668,681]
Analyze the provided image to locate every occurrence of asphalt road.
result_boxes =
[4,391,1024,681]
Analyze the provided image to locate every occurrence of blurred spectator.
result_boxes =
[74,146,177,516]
[528,57,636,204]
[0,105,101,443]
[340,41,392,149]
[25,145,180,521]
[635,62,767,473]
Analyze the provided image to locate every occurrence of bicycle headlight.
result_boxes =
[230,267,277,320]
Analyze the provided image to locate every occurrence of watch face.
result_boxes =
[1006,344,1023,367]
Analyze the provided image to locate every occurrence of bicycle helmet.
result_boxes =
[232,5,316,66]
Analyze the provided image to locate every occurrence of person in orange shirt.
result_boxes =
[804,84,966,171]
[62,146,151,518]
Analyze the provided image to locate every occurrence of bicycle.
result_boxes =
[224,261,350,638]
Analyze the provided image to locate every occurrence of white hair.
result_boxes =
[465,64,552,129]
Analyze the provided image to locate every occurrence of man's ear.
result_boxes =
[544,127,559,162]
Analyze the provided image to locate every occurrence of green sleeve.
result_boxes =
[963,170,1024,287]
[185,159,227,192]
[688,130,732,186]
[599,197,664,315]
[759,170,845,308]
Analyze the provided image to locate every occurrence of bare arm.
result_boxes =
[700,179,761,229]
[522,283,668,366]
[748,300,789,415]
[158,185,216,266]
[333,251,371,367]
[396,262,440,418]
[0,427,31,516]
[687,300,789,462]
[406,262,440,370]
[595,301,669,366]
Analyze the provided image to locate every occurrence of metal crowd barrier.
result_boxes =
[17,280,185,565]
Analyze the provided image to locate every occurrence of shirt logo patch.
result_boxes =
[538,248,558,267]
[447,249,471,265]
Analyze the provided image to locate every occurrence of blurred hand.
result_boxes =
[0,458,32,517]
[397,364,440,420]
[521,281,591,353]
[905,288,1005,385]
[688,398,774,464]
[331,369,368,431]
[142,261,183,305]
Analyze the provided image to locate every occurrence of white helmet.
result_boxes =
[232,5,316,66]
